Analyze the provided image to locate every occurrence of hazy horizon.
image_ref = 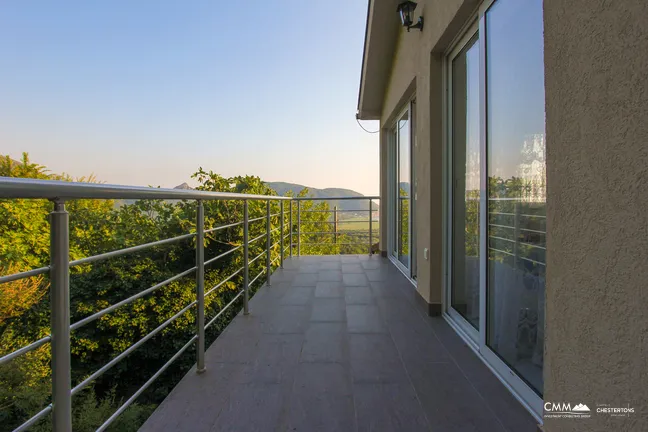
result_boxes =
[0,1,380,196]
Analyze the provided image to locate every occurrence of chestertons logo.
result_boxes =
[544,402,591,418]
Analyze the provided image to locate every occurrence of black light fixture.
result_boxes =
[397,1,423,32]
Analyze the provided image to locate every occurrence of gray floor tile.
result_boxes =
[354,383,430,432]
[280,286,314,305]
[315,281,344,298]
[287,363,355,431]
[347,304,387,333]
[301,323,349,363]
[142,256,536,432]
[319,261,341,270]
[341,263,364,273]
[311,298,347,322]
[298,263,321,273]
[318,269,343,281]
[260,305,309,334]
[408,362,507,432]
[343,273,369,286]
[345,286,374,304]
[292,273,319,286]
[211,383,284,432]
[349,334,408,383]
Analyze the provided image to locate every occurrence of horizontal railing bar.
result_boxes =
[520,256,546,266]
[96,335,198,432]
[271,256,280,266]
[249,250,266,265]
[271,241,280,249]
[204,245,242,267]
[283,233,290,240]
[205,290,244,330]
[70,233,195,267]
[270,212,280,217]
[0,178,292,201]
[490,212,547,219]
[0,265,49,285]
[249,269,265,287]
[298,231,376,235]
[314,220,373,224]
[271,227,280,233]
[205,220,244,233]
[488,223,546,235]
[70,266,196,331]
[299,242,370,245]
[292,196,379,201]
[71,300,197,396]
[300,209,372,213]
[489,197,546,202]
[488,235,547,250]
[248,216,267,223]
[0,335,51,366]
[14,404,52,432]
[249,233,266,245]
[489,247,546,266]
[205,267,244,298]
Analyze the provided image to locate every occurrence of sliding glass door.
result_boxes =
[485,0,546,397]
[446,0,545,418]
[390,101,415,278]
[449,32,481,331]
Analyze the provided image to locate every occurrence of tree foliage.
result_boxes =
[1,155,353,431]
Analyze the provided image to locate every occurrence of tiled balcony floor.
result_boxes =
[140,255,537,432]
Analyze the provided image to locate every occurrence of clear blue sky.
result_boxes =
[0,0,380,195]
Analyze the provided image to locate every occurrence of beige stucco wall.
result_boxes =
[379,0,478,306]
[543,1,648,431]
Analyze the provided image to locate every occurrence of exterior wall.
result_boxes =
[543,1,648,431]
[379,0,478,308]
[375,0,647,429]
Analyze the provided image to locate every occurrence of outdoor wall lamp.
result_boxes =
[397,1,424,32]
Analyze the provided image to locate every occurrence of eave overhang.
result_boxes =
[356,0,400,121]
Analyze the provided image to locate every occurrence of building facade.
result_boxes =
[357,0,647,430]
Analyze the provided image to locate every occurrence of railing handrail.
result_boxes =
[292,195,379,201]
[0,183,381,431]
[0,177,292,201]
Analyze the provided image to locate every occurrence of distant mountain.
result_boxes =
[167,181,378,214]
[265,182,379,214]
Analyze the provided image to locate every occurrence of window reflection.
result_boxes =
[451,35,481,329]
[486,0,545,395]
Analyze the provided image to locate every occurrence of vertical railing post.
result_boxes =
[297,200,301,256]
[369,199,373,255]
[280,201,284,268]
[266,200,271,286]
[196,200,205,373]
[50,200,71,432]
[243,200,249,315]
[333,206,338,245]
[289,200,293,258]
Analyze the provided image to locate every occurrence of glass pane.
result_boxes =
[397,110,410,268]
[451,35,480,329]
[410,99,417,280]
[486,0,545,395]
[391,128,398,258]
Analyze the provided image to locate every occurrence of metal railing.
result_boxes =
[488,197,546,269]
[291,196,380,256]
[0,178,293,432]
[460,196,546,269]
[0,178,381,431]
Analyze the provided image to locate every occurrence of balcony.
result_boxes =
[0,178,536,431]
[141,255,537,432]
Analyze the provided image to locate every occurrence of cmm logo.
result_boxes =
[544,402,591,418]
